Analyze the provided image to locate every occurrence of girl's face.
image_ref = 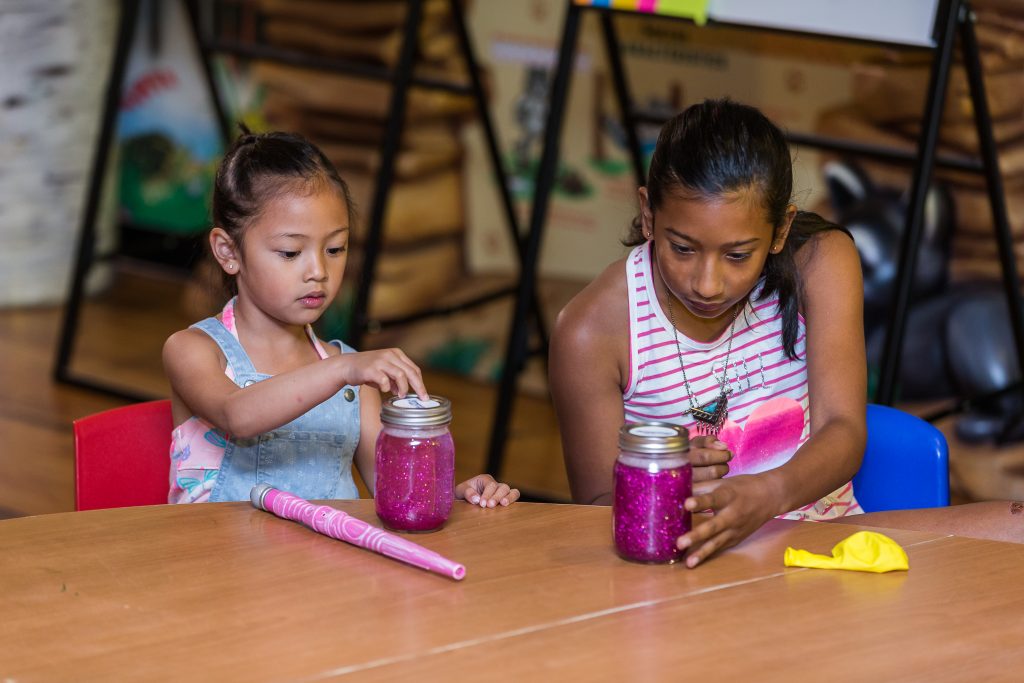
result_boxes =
[639,187,791,332]
[216,184,350,327]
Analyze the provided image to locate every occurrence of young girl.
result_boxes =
[164,128,519,509]
[550,99,1021,568]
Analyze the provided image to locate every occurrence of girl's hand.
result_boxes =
[337,348,428,400]
[456,474,520,508]
[676,474,778,568]
[689,435,731,482]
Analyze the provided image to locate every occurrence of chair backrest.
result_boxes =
[852,404,950,513]
[73,399,173,511]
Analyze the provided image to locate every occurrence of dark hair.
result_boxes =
[211,124,356,296]
[625,99,846,360]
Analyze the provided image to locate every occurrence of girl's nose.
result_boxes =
[306,254,328,281]
[693,260,724,300]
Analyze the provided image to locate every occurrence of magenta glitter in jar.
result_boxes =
[374,394,455,532]
[612,422,692,564]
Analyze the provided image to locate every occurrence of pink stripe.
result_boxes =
[629,380,693,406]
[637,341,679,359]
[638,326,803,365]
[624,406,693,424]
[636,345,797,397]
[733,312,782,338]
[637,300,651,308]
[636,313,656,323]
[637,327,665,339]
[751,299,779,315]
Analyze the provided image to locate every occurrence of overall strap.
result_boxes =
[191,317,259,377]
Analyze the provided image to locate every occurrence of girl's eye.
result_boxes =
[327,246,347,256]
[278,251,299,259]
[727,252,753,262]
[670,243,693,254]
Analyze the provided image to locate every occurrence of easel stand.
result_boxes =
[54,0,540,403]
[485,0,1024,480]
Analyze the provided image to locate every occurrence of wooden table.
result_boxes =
[1,501,1023,681]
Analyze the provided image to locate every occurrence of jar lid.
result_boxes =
[618,421,689,454]
[381,394,452,427]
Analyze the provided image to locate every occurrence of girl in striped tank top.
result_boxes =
[551,99,868,567]
[551,99,1024,566]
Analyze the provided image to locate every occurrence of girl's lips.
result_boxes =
[684,299,725,315]
[299,294,326,308]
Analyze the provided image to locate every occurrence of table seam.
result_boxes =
[298,534,951,680]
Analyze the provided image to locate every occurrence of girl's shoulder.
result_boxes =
[794,227,859,279]
[162,324,229,374]
[553,256,631,355]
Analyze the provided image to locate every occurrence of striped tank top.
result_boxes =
[623,243,861,520]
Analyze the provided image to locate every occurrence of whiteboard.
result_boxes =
[709,0,941,47]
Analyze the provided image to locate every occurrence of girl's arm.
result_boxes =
[679,231,867,566]
[550,264,630,506]
[163,329,426,439]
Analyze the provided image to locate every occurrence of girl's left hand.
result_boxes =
[456,474,520,508]
[675,474,778,568]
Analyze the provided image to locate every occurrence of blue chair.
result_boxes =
[852,404,950,512]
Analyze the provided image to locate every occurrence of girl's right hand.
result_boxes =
[689,435,731,482]
[336,348,428,400]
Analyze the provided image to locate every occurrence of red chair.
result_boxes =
[73,399,173,511]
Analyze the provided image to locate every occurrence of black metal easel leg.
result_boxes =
[184,0,233,144]
[349,0,423,350]
[599,11,646,189]
[960,6,1024,372]
[448,0,550,354]
[485,4,582,478]
[875,0,962,405]
[53,0,143,399]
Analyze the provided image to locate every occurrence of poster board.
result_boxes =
[575,0,941,47]
[710,0,941,48]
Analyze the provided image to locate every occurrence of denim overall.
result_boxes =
[192,317,361,502]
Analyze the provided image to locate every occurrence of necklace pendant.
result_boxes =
[686,389,731,436]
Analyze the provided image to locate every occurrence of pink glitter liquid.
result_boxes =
[374,427,455,532]
[612,459,692,563]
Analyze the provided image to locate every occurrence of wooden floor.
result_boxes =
[0,266,569,519]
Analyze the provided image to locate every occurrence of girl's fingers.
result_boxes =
[501,488,521,506]
[685,529,732,568]
[477,480,499,507]
[692,464,729,482]
[392,368,410,399]
[691,479,723,498]
[685,491,716,512]
[485,483,511,508]
[388,350,427,399]
[689,447,731,467]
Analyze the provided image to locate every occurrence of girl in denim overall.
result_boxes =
[164,128,518,509]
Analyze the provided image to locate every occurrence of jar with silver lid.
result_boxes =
[374,394,455,532]
[613,422,692,563]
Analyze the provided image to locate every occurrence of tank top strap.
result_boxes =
[305,326,331,360]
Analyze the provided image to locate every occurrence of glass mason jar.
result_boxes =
[612,422,692,564]
[374,394,455,532]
